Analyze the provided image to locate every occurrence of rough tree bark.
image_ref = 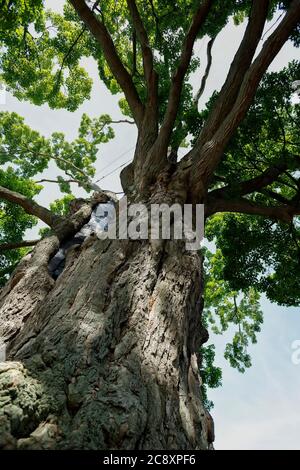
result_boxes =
[0,228,211,450]
[1,0,299,452]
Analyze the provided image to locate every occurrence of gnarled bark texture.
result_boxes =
[0,234,210,450]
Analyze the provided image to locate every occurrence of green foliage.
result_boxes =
[39,194,76,238]
[207,61,300,192]
[0,167,40,286]
[0,1,92,110]
[48,194,75,216]
[203,247,264,373]
[0,111,114,183]
[1,1,293,120]
[0,110,115,282]
[200,344,222,411]
[206,214,300,307]
[0,0,299,411]
[203,61,300,317]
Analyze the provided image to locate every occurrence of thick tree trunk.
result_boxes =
[0,233,211,449]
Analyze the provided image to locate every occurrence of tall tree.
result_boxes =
[0,0,299,450]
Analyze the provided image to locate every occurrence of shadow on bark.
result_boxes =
[0,236,210,450]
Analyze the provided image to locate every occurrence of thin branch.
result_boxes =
[148,0,159,26]
[3,141,108,192]
[148,0,162,44]
[47,155,104,190]
[54,26,86,93]
[69,0,144,126]
[23,147,95,183]
[0,240,40,252]
[194,36,215,106]
[35,176,103,193]
[35,178,80,185]
[282,172,299,191]
[261,11,285,41]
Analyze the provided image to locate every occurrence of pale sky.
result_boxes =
[1,0,300,449]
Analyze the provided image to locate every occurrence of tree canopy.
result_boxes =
[0,0,300,400]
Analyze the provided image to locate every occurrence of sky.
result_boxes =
[1,0,300,449]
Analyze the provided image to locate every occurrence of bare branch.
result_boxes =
[0,240,40,252]
[69,0,144,126]
[34,176,105,193]
[35,178,80,185]
[194,36,215,106]
[0,185,63,229]
[51,154,95,179]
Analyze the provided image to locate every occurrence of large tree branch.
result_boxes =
[137,0,214,190]
[0,240,40,252]
[126,0,159,146]
[197,0,270,145]
[126,0,156,93]
[206,196,300,223]
[187,0,300,198]
[209,162,288,199]
[0,185,63,229]
[0,187,117,245]
[69,0,144,127]
[156,0,214,153]
[260,188,291,205]
[213,0,300,153]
